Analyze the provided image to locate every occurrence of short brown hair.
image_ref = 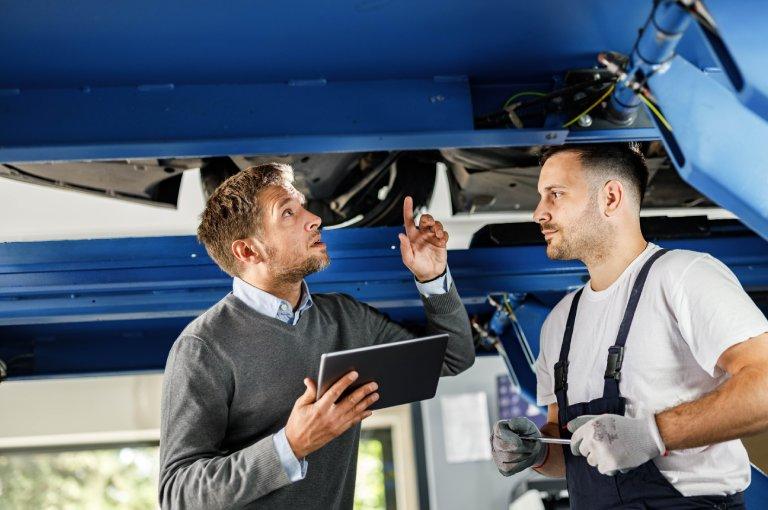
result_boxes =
[540,143,649,208]
[197,163,295,276]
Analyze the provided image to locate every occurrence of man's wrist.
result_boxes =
[415,267,447,283]
[274,428,308,482]
[284,427,306,459]
[648,414,667,457]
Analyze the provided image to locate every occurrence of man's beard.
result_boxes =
[544,197,614,263]
[265,244,330,285]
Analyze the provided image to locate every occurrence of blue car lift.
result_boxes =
[2,0,768,502]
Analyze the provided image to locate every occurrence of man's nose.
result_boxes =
[533,199,550,225]
[306,210,322,231]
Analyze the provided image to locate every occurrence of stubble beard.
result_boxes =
[545,196,615,264]
[266,244,330,285]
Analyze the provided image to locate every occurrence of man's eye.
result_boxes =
[282,209,293,217]
[552,192,563,199]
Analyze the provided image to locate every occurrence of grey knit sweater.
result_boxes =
[159,285,474,509]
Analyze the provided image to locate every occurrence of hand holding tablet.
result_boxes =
[317,334,449,410]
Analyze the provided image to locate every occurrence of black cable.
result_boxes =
[475,75,616,129]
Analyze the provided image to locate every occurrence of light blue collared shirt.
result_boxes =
[232,267,453,483]
[233,278,314,327]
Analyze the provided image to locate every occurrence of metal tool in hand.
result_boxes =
[521,437,572,445]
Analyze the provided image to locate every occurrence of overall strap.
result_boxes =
[602,248,669,400]
[555,287,584,428]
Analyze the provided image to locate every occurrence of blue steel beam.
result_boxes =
[0,77,578,162]
[1,225,767,379]
[696,1,768,122]
[0,0,655,162]
[0,79,478,162]
[2,230,767,328]
[648,55,768,241]
[0,1,650,89]
[564,127,660,144]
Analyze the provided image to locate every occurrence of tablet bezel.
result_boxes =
[316,333,449,410]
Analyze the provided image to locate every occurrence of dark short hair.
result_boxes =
[540,143,649,206]
[197,163,295,276]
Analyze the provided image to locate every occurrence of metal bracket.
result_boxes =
[604,346,625,382]
[472,319,520,390]
[487,293,537,370]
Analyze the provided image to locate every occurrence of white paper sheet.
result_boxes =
[440,391,493,463]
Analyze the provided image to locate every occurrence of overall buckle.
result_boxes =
[554,361,569,393]
[604,346,625,381]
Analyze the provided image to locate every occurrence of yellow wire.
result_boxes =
[638,93,673,132]
[503,91,547,109]
[562,84,615,128]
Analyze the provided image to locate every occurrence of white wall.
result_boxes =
[1,169,205,242]
[0,374,162,449]
[421,356,535,510]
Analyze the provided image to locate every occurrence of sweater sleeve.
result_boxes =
[158,335,291,510]
[363,280,475,376]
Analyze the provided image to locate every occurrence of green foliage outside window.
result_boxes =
[0,447,158,510]
[354,438,386,510]
[0,431,394,509]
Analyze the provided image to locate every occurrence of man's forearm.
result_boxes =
[422,285,475,376]
[533,422,566,477]
[159,435,290,510]
[656,365,768,450]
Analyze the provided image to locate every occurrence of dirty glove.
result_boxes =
[491,418,547,476]
[567,414,666,476]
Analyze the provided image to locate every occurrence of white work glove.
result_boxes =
[491,418,547,476]
[567,414,666,476]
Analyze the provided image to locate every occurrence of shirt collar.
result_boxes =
[232,277,314,325]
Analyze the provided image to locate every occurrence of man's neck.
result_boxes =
[239,274,304,309]
[585,235,648,292]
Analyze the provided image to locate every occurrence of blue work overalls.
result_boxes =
[554,249,746,509]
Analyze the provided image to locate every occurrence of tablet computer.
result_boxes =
[316,334,449,410]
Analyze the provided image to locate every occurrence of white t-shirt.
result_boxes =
[535,243,768,497]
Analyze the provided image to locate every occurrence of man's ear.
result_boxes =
[231,238,264,265]
[602,180,624,217]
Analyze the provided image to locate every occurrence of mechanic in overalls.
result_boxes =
[491,144,768,508]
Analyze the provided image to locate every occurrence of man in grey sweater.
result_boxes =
[159,163,475,509]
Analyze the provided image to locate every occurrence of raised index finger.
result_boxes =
[403,196,418,237]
